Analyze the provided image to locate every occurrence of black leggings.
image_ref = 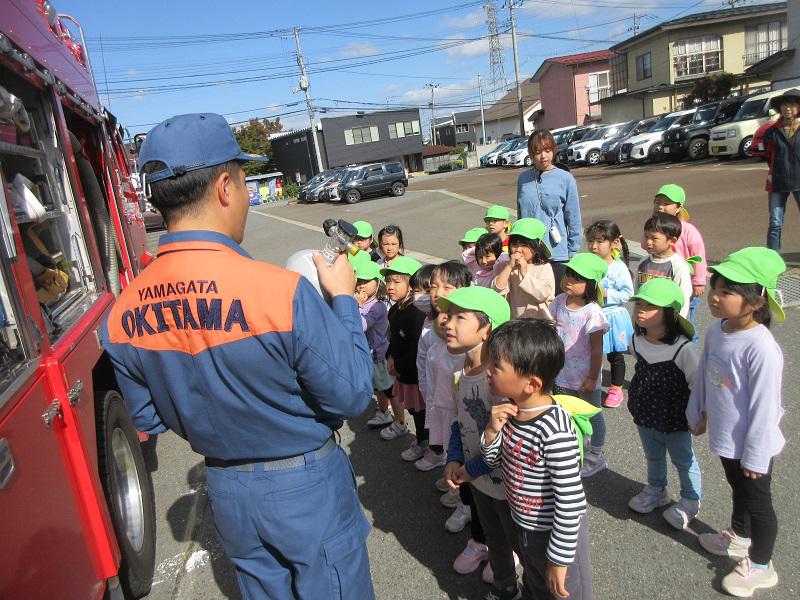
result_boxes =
[607,351,626,387]
[721,457,778,565]
[459,483,486,544]
[408,408,428,446]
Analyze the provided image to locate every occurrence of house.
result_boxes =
[530,50,614,130]
[270,109,424,182]
[422,144,458,172]
[434,109,482,149]
[469,80,541,144]
[599,2,788,123]
[764,0,798,88]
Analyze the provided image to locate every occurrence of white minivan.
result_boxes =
[619,109,696,163]
[708,88,787,159]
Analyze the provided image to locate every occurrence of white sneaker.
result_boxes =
[580,452,607,478]
[663,498,700,530]
[366,410,394,427]
[628,486,672,514]
[380,421,409,440]
[434,477,451,493]
[445,503,471,533]
[721,558,778,597]
[415,449,446,471]
[440,488,460,508]
[698,528,751,558]
[400,441,424,462]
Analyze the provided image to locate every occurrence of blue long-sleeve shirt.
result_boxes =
[101,230,374,461]
[447,421,493,478]
[516,167,582,261]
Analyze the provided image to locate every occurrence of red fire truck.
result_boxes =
[0,1,156,598]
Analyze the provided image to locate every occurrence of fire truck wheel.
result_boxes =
[97,390,156,598]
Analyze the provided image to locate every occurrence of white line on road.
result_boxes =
[427,189,519,217]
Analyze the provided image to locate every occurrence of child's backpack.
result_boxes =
[552,394,602,466]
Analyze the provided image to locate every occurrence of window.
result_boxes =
[364,166,383,179]
[455,124,470,133]
[610,51,628,94]
[673,36,722,79]
[745,21,787,65]
[388,120,420,139]
[587,71,610,103]
[636,52,652,81]
[385,162,404,174]
[344,126,379,145]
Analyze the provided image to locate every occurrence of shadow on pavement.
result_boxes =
[166,462,241,600]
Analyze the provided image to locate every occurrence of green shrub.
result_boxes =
[285,181,299,198]
[452,159,464,169]
[437,163,452,172]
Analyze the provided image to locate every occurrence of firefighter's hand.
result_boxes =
[314,252,356,298]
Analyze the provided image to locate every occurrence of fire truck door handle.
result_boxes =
[67,379,84,406]
[0,438,14,490]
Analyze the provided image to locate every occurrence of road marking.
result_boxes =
[428,189,519,218]
[250,208,446,263]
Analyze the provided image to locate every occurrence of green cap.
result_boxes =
[631,278,695,338]
[460,227,487,244]
[709,247,787,322]
[484,205,510,221]
[656,184,689,220]
[355,260,384,283]
[564,252,609,305]
[348,250,371,267]
[352,220,373,238]
[436,286,510,329]
[380,255,422,277]
[508,218,551,258]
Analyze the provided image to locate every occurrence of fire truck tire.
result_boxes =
[96,390,156,598]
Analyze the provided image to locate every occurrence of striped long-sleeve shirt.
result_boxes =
[481,403,586,565]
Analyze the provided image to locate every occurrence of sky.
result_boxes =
[54,0,756,138]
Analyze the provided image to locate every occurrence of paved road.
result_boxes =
[142,159,799,600]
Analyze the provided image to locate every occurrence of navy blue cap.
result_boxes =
[139,113,269,183]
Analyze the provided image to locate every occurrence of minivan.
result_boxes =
[708,88,788,159]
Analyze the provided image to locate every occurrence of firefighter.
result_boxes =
[101,113,375,600]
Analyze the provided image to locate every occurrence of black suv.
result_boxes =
[336,161,408,204]
[555,125,598,164]
[662,96,747,161]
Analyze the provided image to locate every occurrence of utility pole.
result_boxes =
[478,74,486,145]
[293,27,325,173]
[508,1,525,137]
[632,13,641,35]
[426,82,439,145]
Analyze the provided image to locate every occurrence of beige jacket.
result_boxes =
[495,262,555,320]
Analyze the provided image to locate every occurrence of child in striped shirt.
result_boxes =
[482,319,592,600]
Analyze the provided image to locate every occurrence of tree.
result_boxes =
[232,118,282,176]
[681,73,736,109]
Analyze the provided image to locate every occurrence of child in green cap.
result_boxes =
[484,205,511,252]
[462,233,511,288]
[438,287,521,600]
[459,227,487,251]
[626,278,702,531]
[551,252,610,478]
[494,218,556,320]
[482,319,593,600]
[353,220,381,262]
[687,247,786,597]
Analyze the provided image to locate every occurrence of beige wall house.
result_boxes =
[600,2,788,123]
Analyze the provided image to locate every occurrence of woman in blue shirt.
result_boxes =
[516,130,583,289]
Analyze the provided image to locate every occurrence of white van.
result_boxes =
[619,109,696,163]
[708,88,787,158]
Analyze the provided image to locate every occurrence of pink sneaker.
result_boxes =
[603,386,624,408]
[453,539,488,574]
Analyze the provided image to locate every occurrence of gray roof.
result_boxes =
[469,80,540,124]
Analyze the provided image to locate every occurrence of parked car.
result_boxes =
[336,161,408,204]
[143,201,165,232]
[662,96,747,161]
[297,169,335,202]
[568,122,633,166]
[708,88,787,159]
[480,139,515,166]
[555,125,598,163]
[323,166,359,201]
[498,137,528,166]
[619,109,695,163]
[601,116,660,164]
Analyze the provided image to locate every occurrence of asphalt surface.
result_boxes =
[142,158,799,600]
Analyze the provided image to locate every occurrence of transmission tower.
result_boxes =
[484,0,507,99]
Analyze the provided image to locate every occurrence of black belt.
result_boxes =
[205,436,338,472]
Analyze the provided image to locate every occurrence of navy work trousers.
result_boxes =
[205,445,375,600]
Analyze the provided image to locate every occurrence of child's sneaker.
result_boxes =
[628,486,672,514]
[434,477,451,493]
[603,386,624,408]
[698,528,751,558]
[415,449,446,471]
[366,409,394,427]
[580,452,607,478]
[379,421,409,441]
[445,503,471,533]
[663,498,700,530]
[440,488,460,508]
[482,551,521,585]
[484,583,521,600]
[721,558,778,597]
[400,441,424,461]
[452,538,488,574]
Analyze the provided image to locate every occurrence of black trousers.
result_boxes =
[459,483,486,544]
[550,260,568,293]
[408,408,428,445]
[721,457,778,565]
[607,351,626,387]
[471,487,521,590]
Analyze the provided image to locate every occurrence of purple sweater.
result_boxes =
[360,297,389,363]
